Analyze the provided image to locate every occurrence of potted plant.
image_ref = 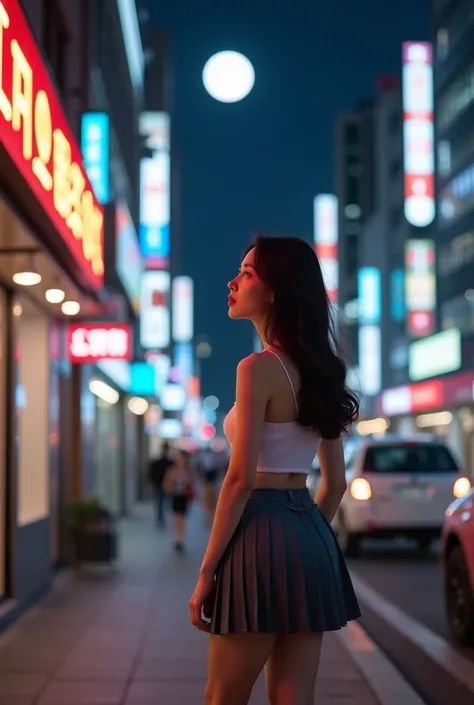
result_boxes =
[66,497,118,564]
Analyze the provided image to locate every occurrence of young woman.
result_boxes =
[189,235,360,705]
[163,449,194,552]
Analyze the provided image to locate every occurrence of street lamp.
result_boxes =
[202,51,255,103]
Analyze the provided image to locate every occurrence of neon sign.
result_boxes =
[402,42,435,228]
[0,0,104,289]
[67,324,132,363]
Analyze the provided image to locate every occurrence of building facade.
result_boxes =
[334,99,375,372]
[0,0,148,629]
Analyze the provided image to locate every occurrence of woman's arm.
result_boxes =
[314,438,347,523]
[199,354,269,577]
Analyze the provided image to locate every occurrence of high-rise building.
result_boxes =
[434,0,474,339]
[334,99,375,368]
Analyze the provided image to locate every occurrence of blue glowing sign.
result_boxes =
[81,113,110,204]
[390,269,405,322]
[358,267,381,325]
[130,362,156,396]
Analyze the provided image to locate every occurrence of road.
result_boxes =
[348,539,474,705]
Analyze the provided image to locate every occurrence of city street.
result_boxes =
[348,540,474,705]
[0,504,423,705]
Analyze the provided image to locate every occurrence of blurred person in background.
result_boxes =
[148,441,173,528]
[197,446,220,527]
[163,450,195,552]
[188,234,360,705]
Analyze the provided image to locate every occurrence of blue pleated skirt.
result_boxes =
[210,487,361,635]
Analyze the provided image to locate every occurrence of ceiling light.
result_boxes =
[12,252,41,286]
[12,303,22,317]
[89,379,120,405]
[61,300,80,316]
[128,397,149,415]
[45,288,66,304]
[13,270,42,286]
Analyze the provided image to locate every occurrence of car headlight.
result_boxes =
[350,477,372,501]
[453,477,471,498]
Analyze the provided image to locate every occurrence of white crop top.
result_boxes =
[223,350,320,475]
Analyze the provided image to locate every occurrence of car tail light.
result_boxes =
[350,477,372,501]
[453,477,471,498]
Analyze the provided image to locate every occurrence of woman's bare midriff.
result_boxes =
[254,471,308,490]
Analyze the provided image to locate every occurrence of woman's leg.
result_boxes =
[175,511,185,544]
[206,633,275,705]
[265,634,324,705]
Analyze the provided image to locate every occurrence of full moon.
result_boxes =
[202,51,255,103]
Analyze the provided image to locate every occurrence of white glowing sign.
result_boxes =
[140,270,170,349]
[172,276,193,343]
[313,194,338,304]
[68,324,132,363]
[402,42,435,227]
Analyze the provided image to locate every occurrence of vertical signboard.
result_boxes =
[139,112,170,269]
[402,42,435,228]
[358,325,382,396]
[172,276,193,343]
[140,271,170,349]
[81,113,110,204]
[358,267,381,325]
[313,194,338,304]
[405,239,436,337]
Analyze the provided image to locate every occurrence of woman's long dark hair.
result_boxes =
[246,234,359,439]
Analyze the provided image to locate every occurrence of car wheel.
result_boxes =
[337,518,360,557]
[445,544,474,647]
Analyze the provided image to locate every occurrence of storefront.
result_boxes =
[377,370,474,476]
[0,0,104,622]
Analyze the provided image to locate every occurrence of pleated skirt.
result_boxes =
[210,487,361,635]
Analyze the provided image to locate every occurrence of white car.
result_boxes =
[332,435,472,556]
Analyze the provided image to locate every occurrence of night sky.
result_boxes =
[146,0,431,413]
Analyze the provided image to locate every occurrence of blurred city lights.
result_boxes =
[196,341,212,359]
[203,395,219,411]
[200,423,216,441]
[202,51,255,103]
[128,396,149,415]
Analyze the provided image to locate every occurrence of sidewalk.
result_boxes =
[0,504,381,705]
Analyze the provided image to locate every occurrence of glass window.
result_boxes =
[438,231,474,276]
[437,59,474,132]
[441,294,474,335]
[436,4,474,65]
[439,160,474,225]
[15,299,50,526]
[0,290,7,599]
[364,443,459,473]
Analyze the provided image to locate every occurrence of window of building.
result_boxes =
[439,160,474,225]
[389,112,401,134]
[441,294,474,335]
[438,230,474,276]
[41,0,69,95]
[438,130,474,180]
[436,4,474,65]
[345,123,359,145]
[437,59,474,132]
[346,235,358,275]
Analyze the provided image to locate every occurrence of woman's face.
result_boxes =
[227,247,273,321]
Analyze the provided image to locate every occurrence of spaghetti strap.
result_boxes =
[266,349,299,413]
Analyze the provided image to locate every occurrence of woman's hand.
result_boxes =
[189,570,216,632]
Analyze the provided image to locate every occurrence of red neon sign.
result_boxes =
[67,324,132,363]
[0,0,104,289]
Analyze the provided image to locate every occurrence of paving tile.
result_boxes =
[132,656,207,681]
[0,505,382,705]
[0,673,48,696]
[38,679,126,704]
[126,680,206,702]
